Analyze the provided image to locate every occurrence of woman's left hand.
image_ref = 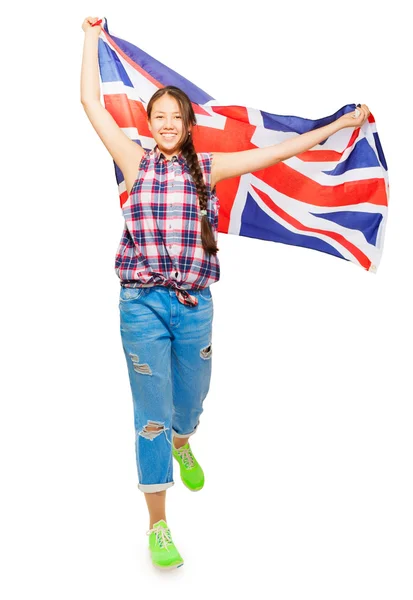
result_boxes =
[336,104,371,129]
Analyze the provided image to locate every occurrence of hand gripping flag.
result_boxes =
[96,17,389,273]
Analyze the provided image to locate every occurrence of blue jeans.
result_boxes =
[119,285,214,493]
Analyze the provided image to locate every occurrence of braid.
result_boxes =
[181,135,219,256]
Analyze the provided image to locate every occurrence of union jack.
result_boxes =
[96,17,389,273]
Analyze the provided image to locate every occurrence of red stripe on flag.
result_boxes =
[193,110,257,234]
[192,104,213,116]
[103,32,161,87]
[120,190,129,208]
[345,128,361,151]
[211,105,250,122]
[297,149,343,162]
[254,161,388,208]
[214,178,241,233]
[104,95,152,136]
[251,185,372,270]
[297,127,361,161]
[193,112,256,153]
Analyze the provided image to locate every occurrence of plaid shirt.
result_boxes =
[115,145,220,306]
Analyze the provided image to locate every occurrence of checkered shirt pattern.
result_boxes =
[115,146,220,306]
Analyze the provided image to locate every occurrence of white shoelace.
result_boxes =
[176,446,195,469]
[146,525,173,551]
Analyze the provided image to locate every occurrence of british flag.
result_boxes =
[97,17,389,273]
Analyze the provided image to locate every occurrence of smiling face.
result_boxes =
[147,94,191,159]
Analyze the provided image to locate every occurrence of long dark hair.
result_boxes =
[146,86,219,256]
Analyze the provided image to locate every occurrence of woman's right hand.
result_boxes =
[82,17,102,35]
[336,104,371,129]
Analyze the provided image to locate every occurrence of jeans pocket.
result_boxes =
[199,286,213,302]
[119,286,146,303]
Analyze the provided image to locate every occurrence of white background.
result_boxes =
[1,0,412,597]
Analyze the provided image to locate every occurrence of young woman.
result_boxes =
[80,16,370,570]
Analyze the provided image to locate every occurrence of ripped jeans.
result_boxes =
[119,285,214,493]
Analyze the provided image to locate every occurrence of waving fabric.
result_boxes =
[97,17,389,272]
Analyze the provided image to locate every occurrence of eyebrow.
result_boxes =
[153,111,181,114]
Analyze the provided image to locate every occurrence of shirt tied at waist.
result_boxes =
[120,278,199,307]
[175,288,198,307]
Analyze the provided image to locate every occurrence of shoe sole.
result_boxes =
[148,549,184,570]
[181,479,204,492]
[153,561,184,570]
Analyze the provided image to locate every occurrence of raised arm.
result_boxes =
[210,105,370,189]
[80,17,144,195]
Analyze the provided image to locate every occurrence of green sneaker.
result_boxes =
[172,442,205,491]
[146,520,184,570]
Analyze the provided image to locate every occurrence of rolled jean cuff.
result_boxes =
[172,421,200,439]
[138,481,174,493]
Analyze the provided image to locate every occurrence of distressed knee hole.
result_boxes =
[200,343,212,360]
[129,352,152,375]
[138,420,168,441]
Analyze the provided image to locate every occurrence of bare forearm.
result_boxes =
[273,120,343,162]
[80,31,101,104]
[212,105,369,184]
